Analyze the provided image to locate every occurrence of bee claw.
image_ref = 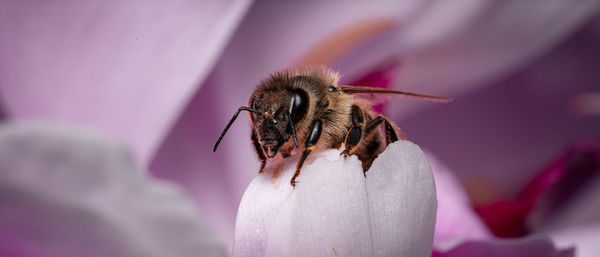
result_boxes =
[290,180,297,188]
[340,150,350,159]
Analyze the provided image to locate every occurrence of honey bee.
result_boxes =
[213,66,450,187]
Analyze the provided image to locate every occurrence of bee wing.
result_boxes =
[339,85,452,104]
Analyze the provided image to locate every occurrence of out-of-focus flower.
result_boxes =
[0,123,227,257]
[428,150,579,257]
[473,141,600,238]
[0,0,252,164]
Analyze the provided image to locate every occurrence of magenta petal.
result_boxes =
[0,0,251,163]
[432,237,574,257]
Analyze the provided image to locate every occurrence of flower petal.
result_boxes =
[526,141,600,232]
[233,140,436,257]
[234,149,372,257]
[427,153,492,247]
[263,150,372,257]
[0,0,251,163]
[365,141,437,257]
[0,122,226,257]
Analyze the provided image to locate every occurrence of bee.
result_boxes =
[213,66,450,187]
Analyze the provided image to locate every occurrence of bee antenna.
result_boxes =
[214,106,262,152]
[287,111,300,148]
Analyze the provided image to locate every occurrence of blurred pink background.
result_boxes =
[0,1,599,256]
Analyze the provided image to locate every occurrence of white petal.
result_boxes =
[366,141,437,257]
[0,122,226,257]
[264,151,372,257]
[234,140,437,257]
[233,153,298,257]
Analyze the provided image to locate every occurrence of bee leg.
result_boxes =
[251,129,267,173]
[291,120,322,187]
[364,115,406,146]
[291,150,311,187]
[341,105,365,158]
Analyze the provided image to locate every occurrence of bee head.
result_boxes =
[252,88,309,158]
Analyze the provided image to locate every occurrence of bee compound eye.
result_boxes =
[290,89,309,124]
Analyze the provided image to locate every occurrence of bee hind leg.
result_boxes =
[364,115,406,146]
[341,105,365,158]
[354,115,405,173]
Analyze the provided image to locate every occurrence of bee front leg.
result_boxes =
[341,105,365,158]
[251,129,267,173]
[291,120,322,187]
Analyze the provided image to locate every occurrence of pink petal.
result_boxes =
[0,0,251,163]
[0,122,226,257]
[395,15,600,239]
[427,153,492,247]
[338,1,600,118]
